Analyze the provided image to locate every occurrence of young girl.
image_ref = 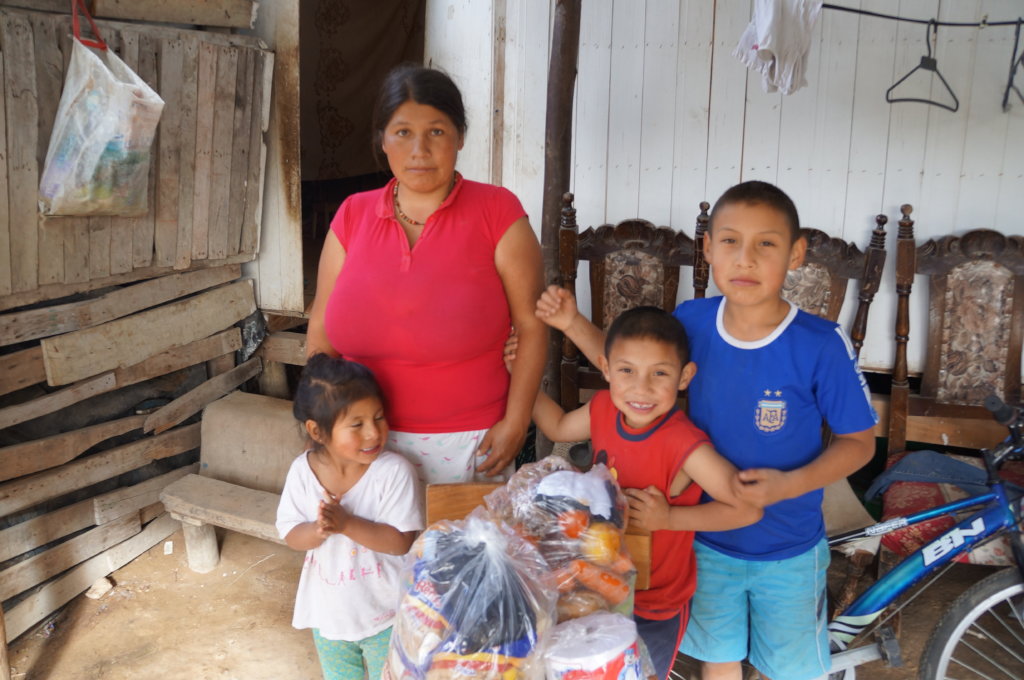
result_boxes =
[276,354,424,680]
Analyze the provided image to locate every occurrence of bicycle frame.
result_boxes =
[826,475,1022,672]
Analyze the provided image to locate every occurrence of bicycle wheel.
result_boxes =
[918,567,1024,679]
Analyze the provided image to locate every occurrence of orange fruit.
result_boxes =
[580,522,620,565]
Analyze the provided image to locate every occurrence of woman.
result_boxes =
[306,64,546,484]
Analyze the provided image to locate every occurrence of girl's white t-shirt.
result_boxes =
[275,450,424,641]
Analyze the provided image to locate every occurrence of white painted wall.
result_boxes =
[425,0,1024,374]
[242,0,303,315]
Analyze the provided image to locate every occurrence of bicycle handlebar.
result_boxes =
[984,393,1024,462]
[984,394,1019,427]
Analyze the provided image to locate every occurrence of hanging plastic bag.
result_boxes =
[385,515,558,680]
[38,0,164,216]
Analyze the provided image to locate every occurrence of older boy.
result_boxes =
[535,181,877,680]
[531,306,761,680]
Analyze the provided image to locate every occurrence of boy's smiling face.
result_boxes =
[599,336,696,430]
[705,201,806,313]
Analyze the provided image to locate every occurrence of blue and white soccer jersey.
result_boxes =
[675,296,878,560]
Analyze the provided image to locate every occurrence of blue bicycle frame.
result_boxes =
[826,468,1023,672]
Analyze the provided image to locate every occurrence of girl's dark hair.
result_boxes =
[293,354,384,446]
[371,64,467,166]
[710,180,801,242]
[604,306,691,366]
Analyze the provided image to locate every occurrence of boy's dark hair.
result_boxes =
[293,354,384,446]
[710,180,801,242]
[372,64,467,168]
[604,306,690,366]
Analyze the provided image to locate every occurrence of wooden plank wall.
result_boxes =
[0,7,273,313]
[0,6,274,649]
[0,264,261,644]
[428,0,1024,373]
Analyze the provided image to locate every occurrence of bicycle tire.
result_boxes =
[918,567,1024,679]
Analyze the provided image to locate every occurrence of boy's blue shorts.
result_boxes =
[679,539,830,680]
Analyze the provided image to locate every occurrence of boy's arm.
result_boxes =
[732,428,875,508]
[625,443,762,532]
[532,388,592,443]
[535,285,607,367]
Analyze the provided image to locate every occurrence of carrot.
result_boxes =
[570,559,630,605]
[558,510,589,539]
[607,551,635,575]
[554,565,577,593]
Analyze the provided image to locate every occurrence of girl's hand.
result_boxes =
[316,490,348,538]
[475,417,527,477]
[535,285,580,331]
[624,486,671,532]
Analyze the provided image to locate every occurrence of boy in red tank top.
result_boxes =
[530,306,761,680]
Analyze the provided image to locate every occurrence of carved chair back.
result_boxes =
[783,220,889,357]
[691,210,889,358]
[887,205,1024,454]
[557,193,699,410]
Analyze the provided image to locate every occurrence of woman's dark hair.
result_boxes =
[604,306,691,366]
[371,64,467,165]
[710,180,801,242]
[293,354,384,447]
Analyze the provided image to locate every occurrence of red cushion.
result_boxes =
[880,452,1024,565]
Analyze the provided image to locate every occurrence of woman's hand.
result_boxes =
[475,417,528,477]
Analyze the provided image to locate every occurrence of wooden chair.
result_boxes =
[783,221,888,343]
[887,205,1023,454]
[879,206,1024,567]
[557,192,701,411]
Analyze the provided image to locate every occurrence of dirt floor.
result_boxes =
[6,529,1000,680]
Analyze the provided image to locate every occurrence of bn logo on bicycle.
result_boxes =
[921,517,985,566]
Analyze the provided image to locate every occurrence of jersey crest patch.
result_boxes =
[755,391,786,433]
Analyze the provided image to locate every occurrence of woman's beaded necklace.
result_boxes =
[391,182,423,227]
[392,176,457,227]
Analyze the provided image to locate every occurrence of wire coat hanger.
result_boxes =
[1003,19,1024,111]
[886,20,959,112]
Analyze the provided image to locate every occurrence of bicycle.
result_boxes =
[827,395,1024,679]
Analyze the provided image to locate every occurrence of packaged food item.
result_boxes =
[484,459,636,622]
[543,612,649,680]
[385,515,557,680]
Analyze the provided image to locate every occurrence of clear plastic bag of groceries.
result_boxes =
[540,611,657,680]
[384,515,557,680]
[484,458,637,622]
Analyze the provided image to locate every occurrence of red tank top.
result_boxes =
[325,177,526,432]
[589,391,709,619]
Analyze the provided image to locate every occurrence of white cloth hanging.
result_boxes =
[733,0,824,95]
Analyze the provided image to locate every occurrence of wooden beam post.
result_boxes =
[537,0,582,457]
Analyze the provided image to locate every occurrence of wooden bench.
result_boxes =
[160,390,303,573]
